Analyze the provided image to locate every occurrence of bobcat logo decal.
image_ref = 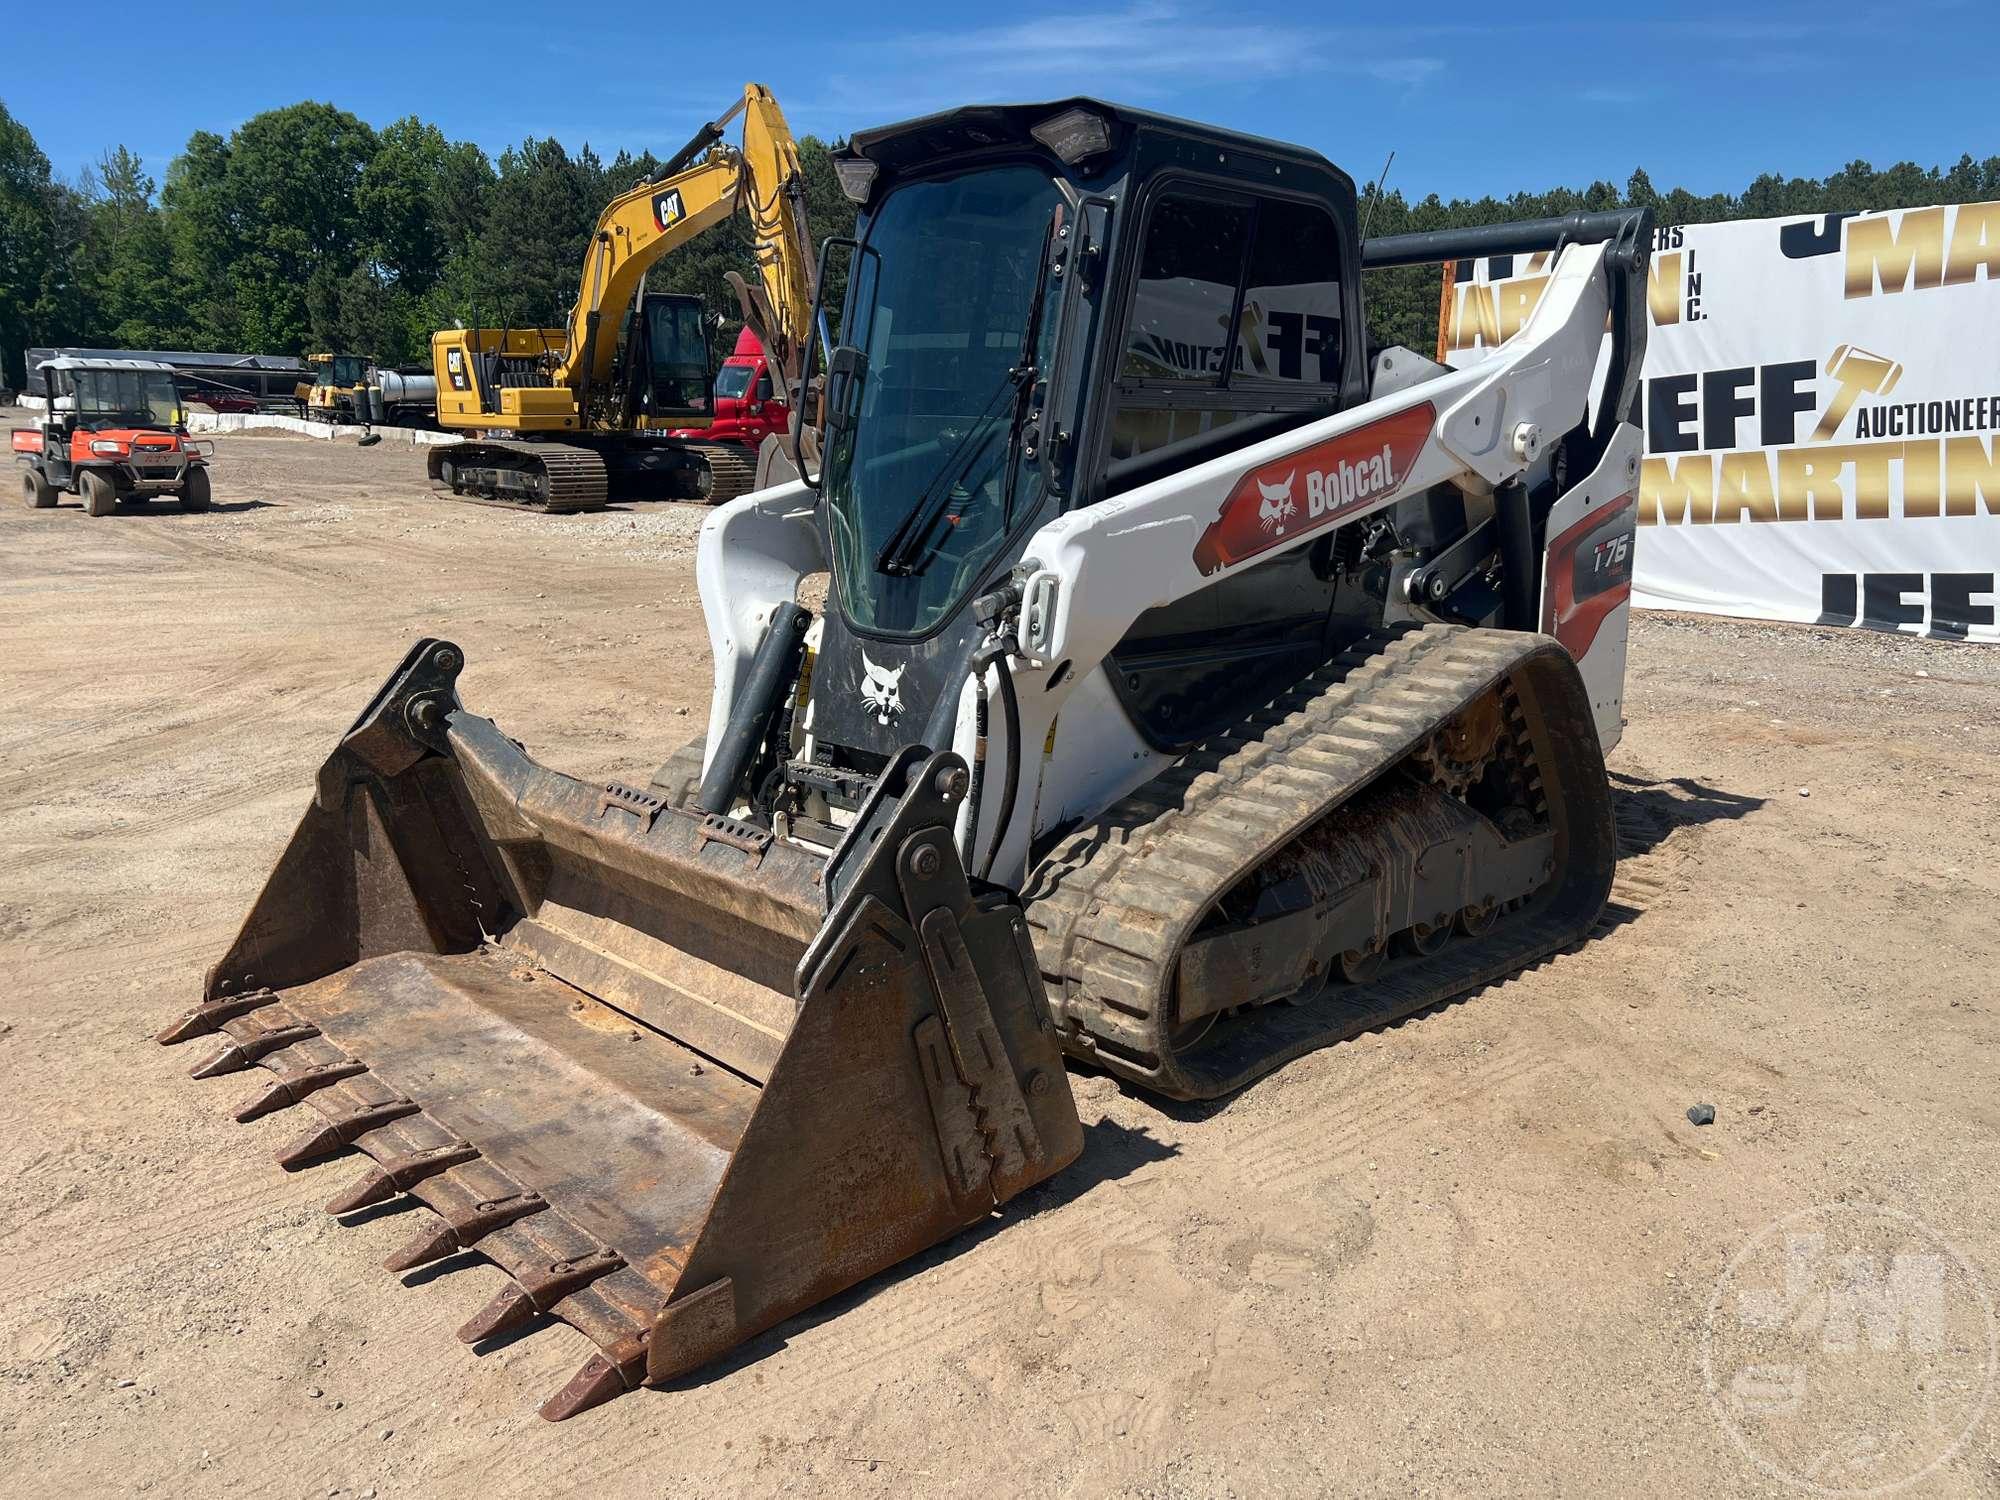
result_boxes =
[860,653,906,726]
[1256,471,1297,534]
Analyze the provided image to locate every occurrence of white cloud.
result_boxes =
[768,2,1455,131]
[1365,57,1446,88]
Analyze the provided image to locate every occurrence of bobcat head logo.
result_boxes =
[860,653,906,726]
[1256,471,1297,533]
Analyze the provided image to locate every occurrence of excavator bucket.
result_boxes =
[161,640,1083,1419]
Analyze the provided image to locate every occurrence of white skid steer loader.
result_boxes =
[163,99,1649,1418]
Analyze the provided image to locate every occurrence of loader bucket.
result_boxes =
[161,640,1083,1419]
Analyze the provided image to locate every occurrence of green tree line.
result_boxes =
[5,95,1998,385]
[0,98,856,386]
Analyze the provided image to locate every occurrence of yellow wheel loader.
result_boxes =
[426,83,814,512]
[303,354,437,429]
[165,99,1651,1418]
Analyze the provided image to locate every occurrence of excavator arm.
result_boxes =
[728,84,814,392]
[553,84,813,400]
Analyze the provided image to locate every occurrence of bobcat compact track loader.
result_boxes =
[163,100,1650,1418]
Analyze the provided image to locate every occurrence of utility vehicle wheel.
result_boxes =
[81,470,117,517]
[22,467,55,509]
[179,468,212,512]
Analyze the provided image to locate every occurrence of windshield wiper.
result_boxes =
[873,374,1014,576]
[875,208,1062,579]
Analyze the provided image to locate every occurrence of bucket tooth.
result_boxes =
[190,1022,320,1079]
[233,1060,368,1122]
[460,1247,625,1345]
[157,988,278,1046]
[384,1189,548,1273]
[459,1283,538,1345]
[276,1092,419,1171]
[326,1141,480,1214]
[539,1350,641,1422]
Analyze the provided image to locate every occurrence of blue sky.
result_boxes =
[8,1,1995,201]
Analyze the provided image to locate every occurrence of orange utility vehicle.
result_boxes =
[14,356,213,515]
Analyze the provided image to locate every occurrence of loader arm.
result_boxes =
[1019,235,1629,695]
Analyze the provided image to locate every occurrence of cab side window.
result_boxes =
[1238,197,1344,387]
[1120,194,1250,386]
[1108,188,1346,478]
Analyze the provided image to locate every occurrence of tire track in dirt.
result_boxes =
[0,663,246,771]
[1230,1041,1544,1193]
[0,1176,309,1309]
[0,665,358,809]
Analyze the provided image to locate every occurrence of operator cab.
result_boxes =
[313,355,368,391]
[766,101,1372,844]
[619,291,714,423]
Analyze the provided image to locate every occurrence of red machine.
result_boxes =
[668,326,790,454]
[14,356,213,516]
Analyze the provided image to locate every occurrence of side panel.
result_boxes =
[1538,425,1642,750]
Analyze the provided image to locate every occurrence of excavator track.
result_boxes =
[427,440,609,514]
[677,441,759,505]
[1024,625,1618,1100]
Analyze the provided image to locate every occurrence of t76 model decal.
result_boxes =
[1541,493,1637,658]
[1192,403,1435,575]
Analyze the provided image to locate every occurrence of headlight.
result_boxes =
[90,439,125,456]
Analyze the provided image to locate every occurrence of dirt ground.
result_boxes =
[3,419,1997,1498]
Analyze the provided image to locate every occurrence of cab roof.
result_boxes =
[843,97,1352,189]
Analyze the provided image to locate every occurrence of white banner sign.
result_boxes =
[1446,202,2000,641]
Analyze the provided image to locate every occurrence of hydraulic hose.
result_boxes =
[972,640,1023,883]
[963,666,991,870]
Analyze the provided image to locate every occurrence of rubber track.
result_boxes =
[1023,624,1615,1100]
[429,439,610,514]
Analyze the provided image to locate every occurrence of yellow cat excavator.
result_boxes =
[427,84,812,512]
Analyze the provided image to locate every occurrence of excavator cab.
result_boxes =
[625,291,714,422]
